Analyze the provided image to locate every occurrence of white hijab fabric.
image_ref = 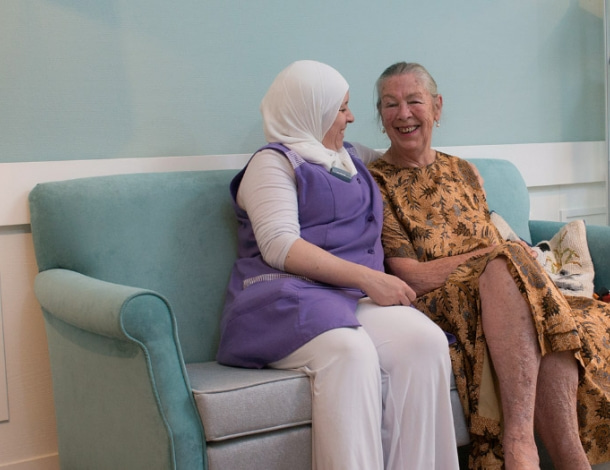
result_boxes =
[260,60,358,176]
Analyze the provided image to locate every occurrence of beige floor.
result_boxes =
[457,442,610,469]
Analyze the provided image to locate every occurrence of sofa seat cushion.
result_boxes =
[188,361,470,446]
[186,362,312,442]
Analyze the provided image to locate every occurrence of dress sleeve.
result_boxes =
[379,196,418,260]
[236,149,301,270]
[368,165,418,260]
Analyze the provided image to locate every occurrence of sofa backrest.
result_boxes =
[29,170,240,364]
[467,158,532,244]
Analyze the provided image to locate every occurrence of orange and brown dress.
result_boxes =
[368,151,610,469]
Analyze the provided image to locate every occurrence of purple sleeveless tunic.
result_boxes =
[216,143,385,368]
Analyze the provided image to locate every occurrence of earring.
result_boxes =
[435,120,440,128]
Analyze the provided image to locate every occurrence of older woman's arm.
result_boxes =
[378,185,495,296]
[385,247,495,297]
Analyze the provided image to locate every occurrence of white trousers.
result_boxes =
[270,299,459,470]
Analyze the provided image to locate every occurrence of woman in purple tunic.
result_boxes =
[217,60,458,470]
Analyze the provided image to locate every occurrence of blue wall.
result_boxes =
[1,0,604,162]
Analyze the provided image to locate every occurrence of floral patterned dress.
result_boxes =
[368,151,610,469]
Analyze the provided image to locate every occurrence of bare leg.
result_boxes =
[479,257,541,470]
[535,351,591,470]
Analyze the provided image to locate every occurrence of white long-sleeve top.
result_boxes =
[236,142,381,270]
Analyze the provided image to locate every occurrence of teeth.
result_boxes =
[399,126,417,133]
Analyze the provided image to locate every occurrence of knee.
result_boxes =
[408,319,451,360]
[379,310,450,364]
[324,327,380,371]
[479,256,519,296]
[480,256,508,282]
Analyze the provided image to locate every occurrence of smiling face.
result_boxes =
[378,72,442,164]
[322,92,354,151]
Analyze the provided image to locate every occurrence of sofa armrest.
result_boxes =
[34,269,206,470]
[35,268,161,340]
[529,220,610,294]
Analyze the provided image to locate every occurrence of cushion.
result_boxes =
[491,212,595,297]
[186,362,311,442]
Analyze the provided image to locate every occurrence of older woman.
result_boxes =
[368,61,610,470]
[216,60,459,470]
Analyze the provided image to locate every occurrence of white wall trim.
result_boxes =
[436,141,606,187]
[561,206,608,222]
[1,141,606,227]
[0,153,251,227]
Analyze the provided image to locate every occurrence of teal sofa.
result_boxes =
[28,158,610,469]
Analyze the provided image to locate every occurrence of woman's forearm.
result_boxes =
[284,238,370,290]
[284,239,417,306]
[386,247,495,296]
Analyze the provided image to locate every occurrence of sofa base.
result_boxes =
[206,425,311,470]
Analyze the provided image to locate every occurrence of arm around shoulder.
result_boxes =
[349,142,382,165]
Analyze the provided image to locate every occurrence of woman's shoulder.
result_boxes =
[434,150,472,171]
[435,150,463,163]
[367,154,389,170]
[366,150,470,179]
[367,156,395,182]
[242,147,296,189]
[434,151,482,190]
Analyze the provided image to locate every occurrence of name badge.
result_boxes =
[330,166,352,182]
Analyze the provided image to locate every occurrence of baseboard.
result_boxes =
[0,454,59,470]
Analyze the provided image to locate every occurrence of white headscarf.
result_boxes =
[260,60,358,177]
